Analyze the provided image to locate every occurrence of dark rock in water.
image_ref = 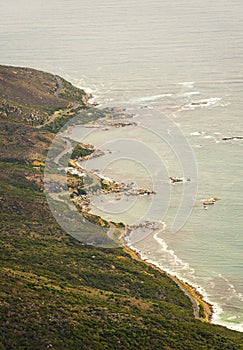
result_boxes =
[222,136,243,141]
[191,101,208,106]
[169,176,184,183]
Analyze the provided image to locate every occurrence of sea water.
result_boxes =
[1,0,242,331]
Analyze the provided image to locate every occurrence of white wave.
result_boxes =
[203,97,222,104]
[153,232,195,273]
[217,273,243,302]
[213,320,243,333]
[127,242,243,332]
[72,79,94,95]
[184,97,222,109]
[128,243,193,278]
[81,86,93,94]
[74,84,99,104]
[182,91,200,97]
[93,172,115,183]
[178,81,195,88]
[190,131,204,136]
[128,244,219,318]
[132,94,173,102]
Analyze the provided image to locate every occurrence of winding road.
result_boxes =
[54,75,63,98]
[37,75,80,128]
[170,276,200,319]
[54,138,72,165]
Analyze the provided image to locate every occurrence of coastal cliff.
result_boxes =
[0,65,242,349]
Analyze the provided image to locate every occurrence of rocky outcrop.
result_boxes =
[169,177,191,184]
[222,136,243,141]
[105,121,137,128]
[170,176,184,183]
[202,197,221,206]
[125,188,156,196]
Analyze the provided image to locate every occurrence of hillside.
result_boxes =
[0,65,242,350]
[0,65,89,126]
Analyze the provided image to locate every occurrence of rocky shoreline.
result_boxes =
[67,155,156,214]
[66,137,214,324]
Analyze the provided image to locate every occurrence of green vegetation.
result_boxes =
[0,65,242,349]
[42,107,105,133]
[57,76,89,103]
[111,221,126,228]
[70,143,94,160]
[0,65,87,126]
[199,304,205,319]
[100,179,113,191]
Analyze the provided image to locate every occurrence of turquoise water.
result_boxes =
[1,0,242,331]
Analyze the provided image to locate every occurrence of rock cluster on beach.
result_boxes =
[126,221,164,234]
[67,154,156,217]
[84,106,136,129]
[72,194,91,212]
[100,178,156,196]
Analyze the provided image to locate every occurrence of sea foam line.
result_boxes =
[178,81,195,88]
[128,242,223,322]
[132,94,173,103]
[126,228,243,332]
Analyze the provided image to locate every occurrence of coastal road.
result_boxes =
[54,137,101,191]
[54,75,80,109]
[54,138,72,165]
[170,276,200,319]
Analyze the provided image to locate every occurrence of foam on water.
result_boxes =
[217,274,243,303]
[128,233,243,332]
[132,94,173,103]
[184,97,222,109]
[190,131,204,136]
[128,240,225,325]
[153,231,195,273]
[178,82,195,88]
[181,91,200,97]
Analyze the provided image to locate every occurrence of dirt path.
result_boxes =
[54,75,63,98]
[37,76,80,128]
[54,138,72,165]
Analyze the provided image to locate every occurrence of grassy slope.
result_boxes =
[0,65,242,350]
[0,65,87,126]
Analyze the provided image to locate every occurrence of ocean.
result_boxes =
[1,0,242,332]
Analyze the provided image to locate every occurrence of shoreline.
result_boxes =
[120,236,214,323]
[67,107,242,332]
[69,129,214,323]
